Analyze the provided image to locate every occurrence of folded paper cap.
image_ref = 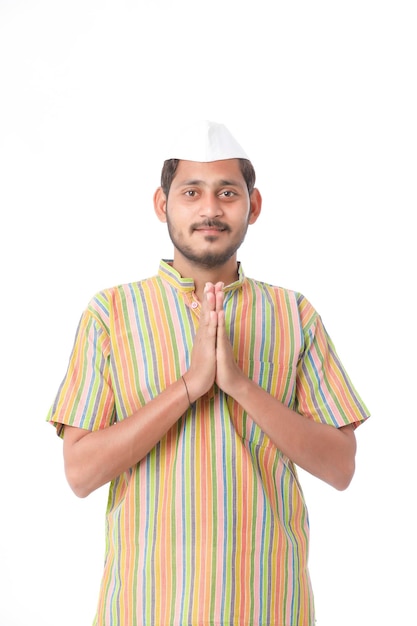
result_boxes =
[167,120,249,162]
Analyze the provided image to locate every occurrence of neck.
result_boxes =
[171,255,239,301]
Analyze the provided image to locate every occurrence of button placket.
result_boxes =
[184,291,200,314]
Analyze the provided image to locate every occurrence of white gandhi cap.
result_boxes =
[167,120,250,162]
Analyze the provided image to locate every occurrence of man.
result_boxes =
[47,120,369,626]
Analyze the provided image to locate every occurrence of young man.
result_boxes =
[47,120,369,626]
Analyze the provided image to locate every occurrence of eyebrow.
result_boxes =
[177,178,243,187]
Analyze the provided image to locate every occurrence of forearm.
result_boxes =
[230,375,357,490]
[64,377,190,497]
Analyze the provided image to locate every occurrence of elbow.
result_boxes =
[71,484,92,499]
[330,425,357,491]
[332,458,356,491]
[63,432,99,498]
[65,463,94,499]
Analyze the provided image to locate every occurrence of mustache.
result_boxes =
[190,219,231,232]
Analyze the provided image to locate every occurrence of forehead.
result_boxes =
[172,159,246,187]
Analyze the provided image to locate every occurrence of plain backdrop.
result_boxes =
[0,1,415,625]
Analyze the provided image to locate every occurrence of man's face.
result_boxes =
[160,159,258,270]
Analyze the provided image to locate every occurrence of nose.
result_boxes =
[199,192,224,218]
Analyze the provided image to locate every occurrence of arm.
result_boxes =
[215,371,357,491]
[185,283,358,491]
[64,286,219,498]
[64,379,191,498]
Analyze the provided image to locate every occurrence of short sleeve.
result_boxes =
[46,306,115,438]
[295,306,370,429]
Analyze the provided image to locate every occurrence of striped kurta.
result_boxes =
[47,260,369,626]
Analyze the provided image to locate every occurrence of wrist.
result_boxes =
[181,375,192,407]
[221,370,251,401]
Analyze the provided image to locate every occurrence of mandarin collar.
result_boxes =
[158,259,245,294]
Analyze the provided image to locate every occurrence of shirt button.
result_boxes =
[191,301,198,309]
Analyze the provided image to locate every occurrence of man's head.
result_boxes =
[154,121,261,272]
[159,121,256,198]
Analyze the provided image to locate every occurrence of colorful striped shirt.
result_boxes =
[47,260,369,626]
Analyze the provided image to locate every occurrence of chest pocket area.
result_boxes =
[227,359,295,447]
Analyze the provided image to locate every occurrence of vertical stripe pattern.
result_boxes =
[47,260,369,626]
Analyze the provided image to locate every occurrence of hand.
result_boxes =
[215,284,245,396]
[183,282,218,402]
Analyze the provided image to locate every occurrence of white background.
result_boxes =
[0,1,415,624]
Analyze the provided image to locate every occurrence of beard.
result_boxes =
[166,216,249,270]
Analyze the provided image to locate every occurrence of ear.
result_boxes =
[248,188,262,224]
[153,187,168,223]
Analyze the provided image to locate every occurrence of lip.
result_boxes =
[196,228,225,232]
[191,220,230,234]
[194,226,227,233]
[194,229,227,238]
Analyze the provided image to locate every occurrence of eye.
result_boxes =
[219,190,236,198]
[184,189,197,197]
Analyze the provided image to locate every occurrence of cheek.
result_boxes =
[167,213,187,237]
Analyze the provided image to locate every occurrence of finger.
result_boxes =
[202,283,216,316]
[207,309,218,337]
[216,310,228,353]
[216,309,228,343]
[214,282,224,313]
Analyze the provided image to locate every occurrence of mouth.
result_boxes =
[192,221,230,234]
[195,227,226,233]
